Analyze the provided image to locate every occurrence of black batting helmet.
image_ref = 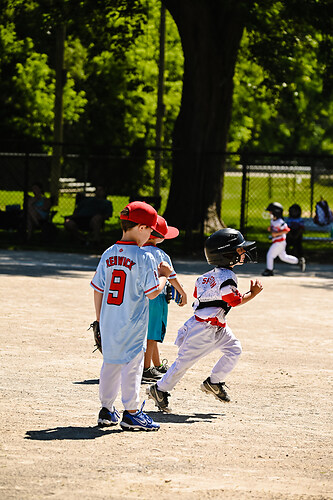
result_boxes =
[266,202,283,218]
[204,228,257,267]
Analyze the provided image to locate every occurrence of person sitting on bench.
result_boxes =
[27,182,53,240]
[64,185,113,245]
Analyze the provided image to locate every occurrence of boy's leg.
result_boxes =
[157,319,217,393]
[142,340,162,382]
[120,350,160,431]
[210,325,242,382]
[200,326,241,403]
[278,241,299,265]
[152,341,161,367]
[121,350,144,411]
[99,361,121,411]
[266,243,281,270]
[144,339,154,369]
[98,362,122,426]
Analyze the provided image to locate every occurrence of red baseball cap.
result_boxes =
[120,201,158,229]
[151,215,179,239]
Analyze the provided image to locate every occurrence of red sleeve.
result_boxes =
[193,286,197,298]
[221,290,243,307]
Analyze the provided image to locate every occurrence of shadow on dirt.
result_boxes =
[25,426,122,440]
[147,411,223,424]
[73,379,99,385]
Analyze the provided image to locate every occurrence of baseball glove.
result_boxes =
[171,285,182,305]
[88,320,102,354]
[165,282,182,305]
[165,282,173,304]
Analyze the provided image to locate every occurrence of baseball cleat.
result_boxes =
[262,269,274,276]
[142,366,162,383]
[299,257,306,272]
[146,383,172,413]
[98,407,120,427]
[155,359,169,374]
[200,377,231,403]
[120,402,160,431]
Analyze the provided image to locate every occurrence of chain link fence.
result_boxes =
[0,145,172,248]
[0,146,332,254]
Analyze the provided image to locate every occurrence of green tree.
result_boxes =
[162,0,333,231]
[0,1,87,146]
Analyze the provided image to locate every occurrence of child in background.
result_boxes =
[285,204,305,259]
[142,215,187,382]
[91,201,172,431]
[262,202,306,276]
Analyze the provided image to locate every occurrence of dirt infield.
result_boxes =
[0,249,332,500]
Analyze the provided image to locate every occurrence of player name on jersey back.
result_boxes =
[105,255,136,270]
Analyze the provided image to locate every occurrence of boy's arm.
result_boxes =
[169,277,187,306]
[237,279,263,306]
[273,229,289,236]
[147,261,172,300]
[94,290,103,321]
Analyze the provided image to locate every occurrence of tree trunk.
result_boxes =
[162,0,247,232]
[50,24,66,204]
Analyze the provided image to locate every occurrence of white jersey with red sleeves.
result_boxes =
[192,267,242,327]
[90,241,160,364]
[270,217,290,243]
[142,244,177,279]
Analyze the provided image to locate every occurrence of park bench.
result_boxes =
[59,178,95,195]
[302,218,333,242]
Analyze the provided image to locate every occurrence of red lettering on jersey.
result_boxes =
[105,255,136,271]
[126,259,136,270]
[201,276,216,288]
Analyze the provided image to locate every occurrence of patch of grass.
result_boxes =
[1,174,332,262]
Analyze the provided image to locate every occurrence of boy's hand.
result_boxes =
[250,279,263,296]
[158,261,173,278]
[178,292,187,307]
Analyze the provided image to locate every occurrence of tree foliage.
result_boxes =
[0,0,332,214]
[230,0,333,154]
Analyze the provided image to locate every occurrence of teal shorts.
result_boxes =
[147,293,168,342]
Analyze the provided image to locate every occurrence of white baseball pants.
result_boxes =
[99,349,144,411]
[157,316,242,393]
[266,240,298,271]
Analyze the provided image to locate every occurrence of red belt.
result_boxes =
[195,315,226,328]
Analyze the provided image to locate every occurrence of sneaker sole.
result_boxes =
[120,422,159,432]
[200,383,230,403]
[141,376,162,383]
[146,387,172,413]
[98,419,119,427]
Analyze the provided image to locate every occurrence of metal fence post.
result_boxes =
[240,154,248,235]
[310,163,315,217]
[23,152,30,241]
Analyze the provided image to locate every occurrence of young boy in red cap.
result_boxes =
[141,215,187,382]
[91,202,172,431]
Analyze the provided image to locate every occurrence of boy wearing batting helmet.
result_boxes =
[91,201,172,431]
[262,202,306,276]
[147,228,263,413]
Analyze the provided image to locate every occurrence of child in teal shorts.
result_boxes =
[142,215,187,382]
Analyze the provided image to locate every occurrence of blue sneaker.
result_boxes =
[120,401,160,432]
[98,407,120,427]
